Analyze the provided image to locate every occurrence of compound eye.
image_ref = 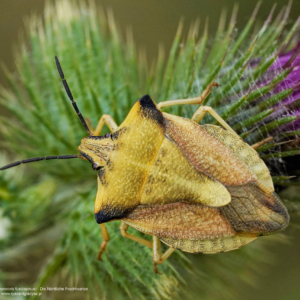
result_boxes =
[104,133,111,138]
[92,162,101,171]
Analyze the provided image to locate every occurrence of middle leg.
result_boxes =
[119,222,153,249]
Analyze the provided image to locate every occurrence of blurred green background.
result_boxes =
[2,0,300,88]
[0,0,300,299]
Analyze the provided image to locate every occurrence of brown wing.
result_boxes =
[123,183,289,254]
[163,113,258,186]
[201,124,274,193]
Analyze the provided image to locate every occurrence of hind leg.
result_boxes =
[191,105,237,135]
[152,236,175,274]
[157,82,218,109]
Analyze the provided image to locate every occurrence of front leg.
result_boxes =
[97,223,110,260]
[93,114,118,136]
[95,118,117,260]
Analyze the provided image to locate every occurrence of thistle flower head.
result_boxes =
[271,43,300,130]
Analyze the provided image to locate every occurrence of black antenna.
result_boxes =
[0,155,82,170]
[55,56,91,135]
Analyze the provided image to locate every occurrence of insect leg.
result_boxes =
[119,222,153,249]
[97,223,110,260]
[251,136,273,149]
[152,236,175,274]
[84,117,94,132]
[192,106,238,135]
[92,114,118,136]
[157,82,218,109]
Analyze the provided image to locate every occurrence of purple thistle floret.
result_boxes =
[266,42,300,132]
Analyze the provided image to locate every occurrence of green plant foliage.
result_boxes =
[0,1,300,299]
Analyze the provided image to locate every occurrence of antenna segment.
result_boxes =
[0,155,82,170]
[55,56,91,135]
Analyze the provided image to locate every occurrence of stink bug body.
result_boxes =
[1,57,289,273]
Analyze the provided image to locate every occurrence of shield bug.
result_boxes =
[0,57,289,273]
